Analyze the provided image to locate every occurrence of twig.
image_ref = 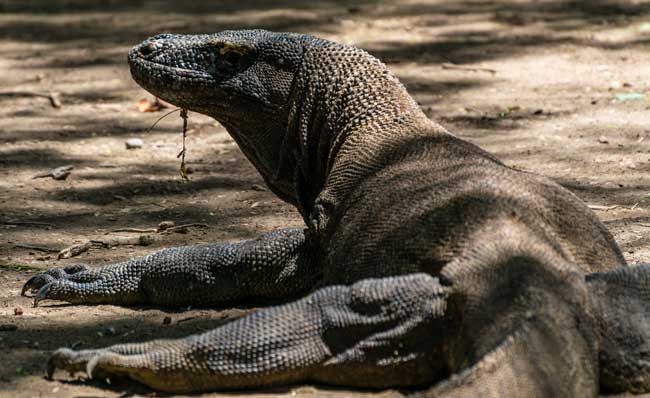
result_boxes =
[14,244,60,253]
[145,107,181,134]
[588,204,622,211]
[441,62,497,74]
[160,223,208,234]
[58,235,156,259]
[1,220,54,227]
[58,241,95,259]
[111,227,157,233]
[111,221,207,235]
[32,165,74,180]
[588,203,641,212]
[178,108,189,181]
[0,90,61,108]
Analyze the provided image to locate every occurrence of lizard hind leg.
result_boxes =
[415,314,597,398]
[587,263,650,394]
[424,241,600,398]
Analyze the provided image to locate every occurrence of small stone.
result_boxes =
[125,138,144,149]
[163,316,172,325]
[598,136,609,144]
[157,221,176,231]
[14,308,23,316]
[105,326,117,336]
[250,184,266,191]
[610,80,623,90]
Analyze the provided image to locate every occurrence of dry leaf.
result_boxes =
[134,97,167,112]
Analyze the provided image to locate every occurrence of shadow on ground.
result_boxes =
[2,1,650,397]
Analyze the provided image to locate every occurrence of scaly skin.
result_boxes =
[26,30,650,396]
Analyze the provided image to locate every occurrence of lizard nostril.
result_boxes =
[140,42,158,57]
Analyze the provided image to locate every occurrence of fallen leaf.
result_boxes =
[134,97,167,112]
[614,93,645,102]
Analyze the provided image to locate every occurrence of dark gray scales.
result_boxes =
[23,30,650,396]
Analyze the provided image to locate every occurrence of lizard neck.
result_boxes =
[287,41,443,224]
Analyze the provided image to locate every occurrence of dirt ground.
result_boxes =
[1,0,650,397]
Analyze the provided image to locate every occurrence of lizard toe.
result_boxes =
[47,348,88,379]
[21,265,88,297]
[21,274,56,297]
[86,352,126,380]
[33,282,57,307]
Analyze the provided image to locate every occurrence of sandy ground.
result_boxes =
[1,0,650,397]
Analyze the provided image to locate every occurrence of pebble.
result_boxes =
[125,138,144,149]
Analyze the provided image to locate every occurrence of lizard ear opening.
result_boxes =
[587,264,650,394]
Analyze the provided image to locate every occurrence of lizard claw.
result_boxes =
[21,265,89,297]
[21,274,55,297]
[33,283,53,307]
[47,348,85,379]
[48,347,125,382]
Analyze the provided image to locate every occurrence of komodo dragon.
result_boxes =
[21,30,650,397]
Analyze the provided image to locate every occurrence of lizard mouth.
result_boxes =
[129,55,214,82]
[128,45,219,110]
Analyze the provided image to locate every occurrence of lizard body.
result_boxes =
[27,30,650,396]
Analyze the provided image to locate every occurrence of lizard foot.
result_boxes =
[21,264,90,297]
[48,348,129,381]
[48,348,98,379]
[24,265,121,307]
[22,261,144,307]
[49,347,166,390]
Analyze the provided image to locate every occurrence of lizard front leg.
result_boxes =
[47,273,449,392]
[22,228,318,307]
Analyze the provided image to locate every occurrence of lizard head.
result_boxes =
[129,30,421,219]
[128,30,307,204]
[128,30,303,115]
[586,264,650,394]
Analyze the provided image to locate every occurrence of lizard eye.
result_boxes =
[222,50,242,66]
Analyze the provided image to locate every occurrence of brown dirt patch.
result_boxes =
[2,1,650,397]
